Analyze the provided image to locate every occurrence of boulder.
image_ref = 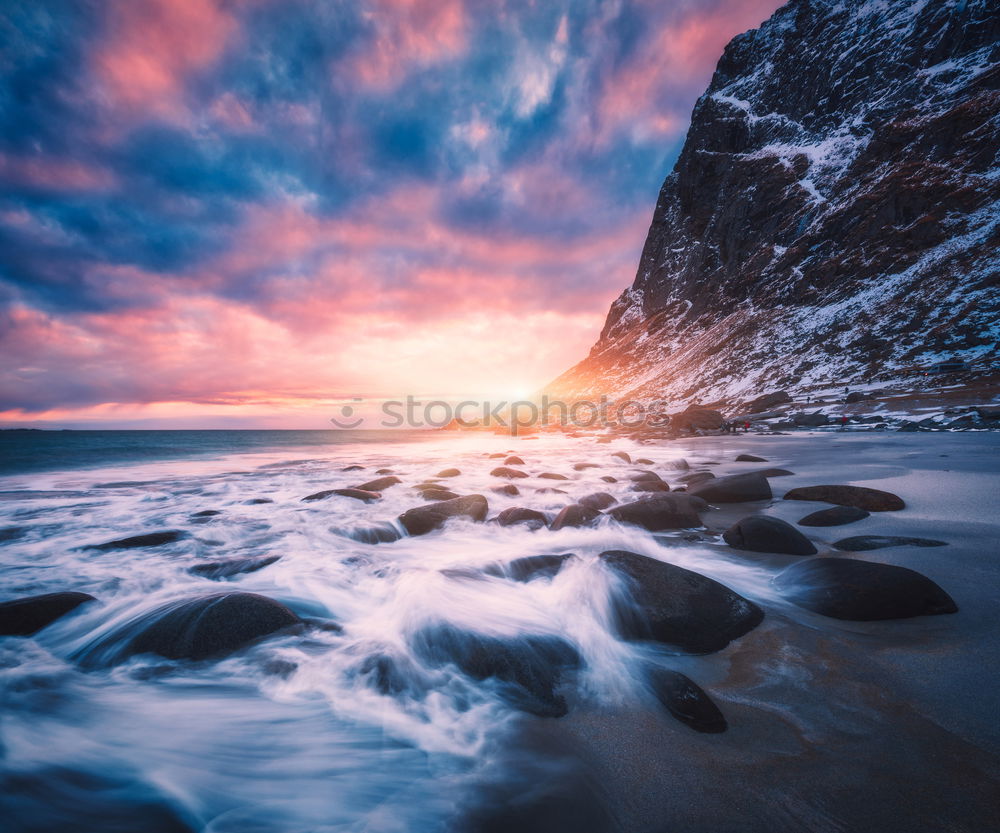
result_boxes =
[191,510,221,518]
[832,536,947,551]
[747,391,792,411]
[647,667,727,733]
[549,504,600,531]
[333,523,402,544]
[578,492,617,511]
[752,468,795,477]
[670,408,725,432]
[504,456,525,466]
[735,454,768,462]
[0,591,98,636]
[677,471,715,486]
[663,458,690,470]
[572,462,599,471]
[491,484,520,497]
[629,470,665,483]
[398,495,489,536]
[490,466,529,479]
[607,495,707,530]
[773,558,958,620]
[245,498,274,505]
[495,507,548,530]
[600,476,618,483]
[341,465,364,471]
[723,517,818,556]
[793,411,829,427]
[410,624,581,717]
[631,481,671,493]
[419,488,461,501]
[500,553,576,582]
[355,476,402,492]
[611,451,632,463]
[783,485,904,511]
[600,550,764,653]
[86,531,186,551]
[689,473,772,503]
[635,457,655,465]
[798,506,870,526]
[436,468,461,477]
[78,592,302,665]
[375,468,394,475]
[302,488,380,503]
[538,472,570,480]
[189,555,281,580]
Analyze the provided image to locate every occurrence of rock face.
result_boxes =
[78,592,302,665]
[546,0,1000,405]
[774,558,958,620]
[0,591,97,636]
[723,516,818,556]
[783,485,904,511]
[600,550,764,653]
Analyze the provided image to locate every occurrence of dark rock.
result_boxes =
[671,409,725,433]
[533,487,568,495]
[0,526,24,542]
[333,523,402,544]
[398,495,489,536]
[191,510,222,518]
[611,451,631,463]
[500,553,576,582]
[572,462,599,470]
[798,506,871,526]
[302,488,381,503]
[420,488,461,501]
[495,507,548,530]
[635,457,655,465]
[376,468,394,475]
[832,536,947,551]
[86,531,186,550]
[188,555,281,580]
[723,516,817,556]
[357,652,426,697]
[677,471,715,485]
[600,475,618,483]
[437,468,461,477]
[845,391,870,403]
[78,592,301,665]
[490,467,529,479]
[794,412,829,427]
[245,498,274,505]
[747,392,791,412]
[753,468,795,477]
[735,454,768,462]
[774,558,958,620]
[632,481,672,493]
[607,494,707,530]
[538,472,569,480]
[600,550,763,653]
[0,591,98,636]
[689,473,772,503]
[578,492,617,511]
[783,485,905,511]
[897,421,922,432]
[355,476,402,492]
[504,456,525,466]
[491,484,520,497]
[663,458,691,470]
[411,624,581,717]
[647,667,727,733]
[549,504,600,530]
[0,768,198,833]
[630,470,665,483]
[341,465,364,471]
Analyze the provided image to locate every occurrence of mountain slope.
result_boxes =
[548,0,1000,407]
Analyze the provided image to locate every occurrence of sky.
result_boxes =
[0,0,782,428]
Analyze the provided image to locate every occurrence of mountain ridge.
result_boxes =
[547,0,1000,408]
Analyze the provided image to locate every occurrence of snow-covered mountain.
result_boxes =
[548,0,1000,408]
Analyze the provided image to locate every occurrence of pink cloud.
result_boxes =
[0,153,117,192]
[336,0,468,90]
[92,0,240,122]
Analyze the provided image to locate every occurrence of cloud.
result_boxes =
[0,0,786,423]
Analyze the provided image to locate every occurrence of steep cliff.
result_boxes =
[548,0,1000,407]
